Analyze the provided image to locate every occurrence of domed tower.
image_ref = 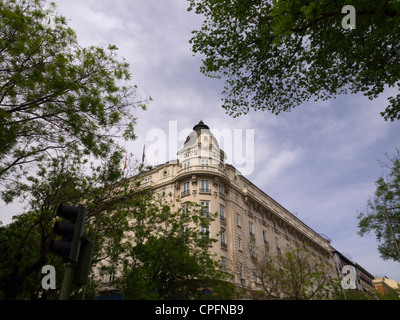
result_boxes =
[178,120,226,168]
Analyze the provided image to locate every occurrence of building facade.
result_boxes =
[373,277,400,297]
[133,121,338,290]
[331,248,375,294]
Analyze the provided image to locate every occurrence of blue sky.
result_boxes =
[2,0,400,282]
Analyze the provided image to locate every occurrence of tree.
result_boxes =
[113,196,235,300]
[237,244,338,300]
[188,0,400,119]
[357,149,400,263]
[0,151,144,300]
[0,0,148,197]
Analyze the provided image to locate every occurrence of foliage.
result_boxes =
[0,0,148,198]
[335,288,378,300]
[0,153,234,300]
[376,285,400,300]
[357,149,400,263]
[238,244,338,300]
[188,0,400,119]
[113,196,234,300]
[0,152,143,300]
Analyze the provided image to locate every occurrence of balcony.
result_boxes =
[221,242,228,250]
[199,188,211,194]
[181,190,190,197]
[176,165,229,183]
[220,215,226,225]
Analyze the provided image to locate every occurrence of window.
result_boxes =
[265,248,270,262]
[201,159,209,167]
[261,213,266,225]
[275,237,280,251]
[182,181,190,196]
[236,213,241,226]
[200,201,210,216]
[246,202,253,217]
[183,161,190,168]
[220,204,225,222]
[250,243,256,259]
[238,237,242,250]
[200,179,210,192]
[182,202,190,215]
[239,263,243,278]
[219,184,224,196]
[183,225,189,244]
[263,230,268,244]
[273,221,278,233]
[221,229,227,249]
[249,221,254,237]
[107,272,115,283]
[253,271,258,283]
[221,257,227,271]
[200,225,210,238]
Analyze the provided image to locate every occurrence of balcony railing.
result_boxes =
[181,190,190,197]
[177,165,229,179]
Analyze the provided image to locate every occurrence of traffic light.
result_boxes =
[72,236,93,286]
[49,203,86,263]
[49,203,94,299]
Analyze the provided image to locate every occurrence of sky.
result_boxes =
[2,0,400,282]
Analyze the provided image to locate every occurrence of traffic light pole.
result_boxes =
[50,204,93,300]
[59,262,76,300]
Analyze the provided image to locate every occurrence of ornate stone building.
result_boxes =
[133,120,337,289]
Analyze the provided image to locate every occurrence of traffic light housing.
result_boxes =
[49,203,86,263]
[73,236,94,286]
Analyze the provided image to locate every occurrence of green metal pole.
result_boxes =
[59,262,76,300]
